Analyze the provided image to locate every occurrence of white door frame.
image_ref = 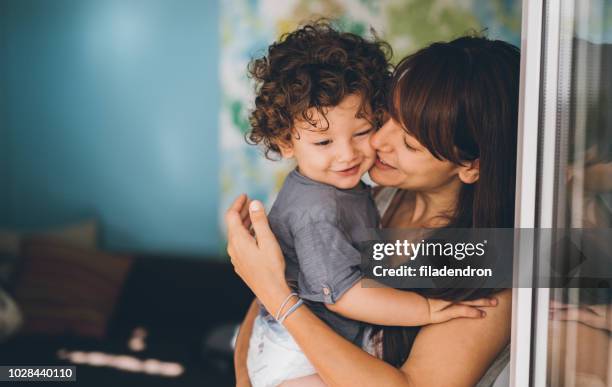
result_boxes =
[512,0,574,385]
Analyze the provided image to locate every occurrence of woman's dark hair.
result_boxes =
[389,35,520,228]
[377,35,521,367]
[247,21,392,158]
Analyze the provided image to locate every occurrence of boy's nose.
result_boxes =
[337,142,358,164]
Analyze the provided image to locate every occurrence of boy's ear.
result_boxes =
[276,140,294,159]
[458,159,480,184]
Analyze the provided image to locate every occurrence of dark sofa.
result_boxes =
[0,255,253,387]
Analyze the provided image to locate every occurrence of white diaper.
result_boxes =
[247,311,316,387]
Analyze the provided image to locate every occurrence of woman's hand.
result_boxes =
[225,194,293,316]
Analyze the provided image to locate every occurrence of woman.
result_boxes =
[227,35,520,387]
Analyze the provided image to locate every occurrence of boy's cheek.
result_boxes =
[363,158,377,170]
[362,144,378,159]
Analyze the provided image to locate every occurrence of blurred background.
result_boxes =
[0,0,524,386]
[0,0,521,256]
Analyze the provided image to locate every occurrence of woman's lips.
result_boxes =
[335,164,360,176]
[375,156,395,170]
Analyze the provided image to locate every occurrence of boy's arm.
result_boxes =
[234,299,258,387]
[326,280,494,325]
[290,215,492,326]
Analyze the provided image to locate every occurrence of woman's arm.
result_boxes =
[283,301,413,386]
[279,289,510,387]
[234,299,258,387]
[226,196,508,387]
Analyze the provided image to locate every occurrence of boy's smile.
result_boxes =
[278,94,377,189]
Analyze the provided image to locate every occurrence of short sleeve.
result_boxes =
[293,218,362,304]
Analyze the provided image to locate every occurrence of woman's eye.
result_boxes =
[403,137,417,151]
[355,128,373,137]
[314,140,331,146]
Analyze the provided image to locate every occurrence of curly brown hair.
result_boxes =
[247,22,393,158]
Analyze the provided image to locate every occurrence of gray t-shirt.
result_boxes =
[268,169,380,345]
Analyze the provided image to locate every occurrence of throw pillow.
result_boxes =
[13,238,132,339]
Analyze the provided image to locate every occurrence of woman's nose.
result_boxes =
[371,119,394,152]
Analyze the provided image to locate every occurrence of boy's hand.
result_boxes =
[427,297,497,324]
[549,300,612,332]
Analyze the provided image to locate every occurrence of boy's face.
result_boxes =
[278,94,376,189]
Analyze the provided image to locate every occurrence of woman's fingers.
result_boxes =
[459,297,498,307]
[226,194,247,233]
[244,218,253,234]
[226,195,252,238]
[248,200,276,248]
[241,203,253,232]
[240,196,251,221]
[225,194,257,256]
[241,206,253,233]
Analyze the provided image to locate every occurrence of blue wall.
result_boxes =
[0,0,11,225]
[0,0,220,255]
